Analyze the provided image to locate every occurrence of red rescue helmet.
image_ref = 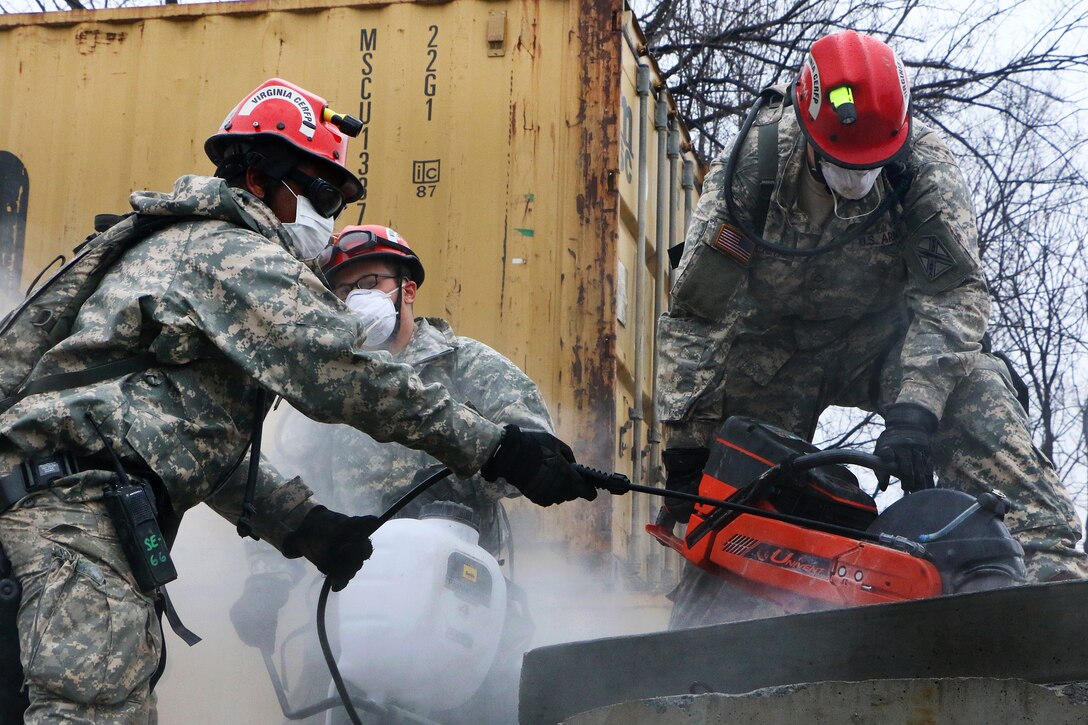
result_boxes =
[205,78,364,204]
[319,225,426,287]
[791,31,912,169]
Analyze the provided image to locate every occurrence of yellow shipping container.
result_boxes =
[0,0,702,717]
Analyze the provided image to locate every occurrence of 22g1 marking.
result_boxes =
[424,24,438,121]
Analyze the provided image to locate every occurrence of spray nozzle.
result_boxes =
[573,464,631,494]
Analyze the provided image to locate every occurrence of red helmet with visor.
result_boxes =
[319,225,426,287]
[791,31,912,169]
[205,78,364,206]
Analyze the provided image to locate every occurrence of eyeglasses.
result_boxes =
[316,229,415,269]
[285,168,348,219]
[333,273,402,299]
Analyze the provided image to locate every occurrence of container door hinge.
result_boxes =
[617,419,632,458]
[487,11,506,57]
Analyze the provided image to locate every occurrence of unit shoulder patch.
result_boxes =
[915,235,955,281]
[902,214,976,294]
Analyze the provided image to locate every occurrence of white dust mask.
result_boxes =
[281,182,335,261]
[820,161,883,200]
[345,287,400,350]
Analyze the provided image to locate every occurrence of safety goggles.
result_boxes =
[316,229,415,270]
[285,167,348,219]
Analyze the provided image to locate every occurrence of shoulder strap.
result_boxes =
[669,87,786,270]
[752,86,788,236]
[235,387,270,541]
[754,120,779,236]
[0,353,159,411]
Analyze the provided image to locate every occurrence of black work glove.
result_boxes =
[875,403,939,493]
[480,425,597,506]
[230,573,291,652]
[281,506,380,591]
[662,447,710,523]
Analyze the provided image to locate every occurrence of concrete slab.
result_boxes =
[520,580,1088,724]
[563,679,1088,725]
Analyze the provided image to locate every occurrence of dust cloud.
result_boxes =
[155,477,674,724]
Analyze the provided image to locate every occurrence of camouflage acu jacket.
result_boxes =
[0,176,502,548]
[658,107,988,446]
[264,316,553,515]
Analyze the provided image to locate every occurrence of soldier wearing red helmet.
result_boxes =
[307,222,556,527]
[206,78,364,205]
[0,79,594,722]
[658,30,1087,627]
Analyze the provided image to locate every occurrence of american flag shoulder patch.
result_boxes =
[711,223,754,266]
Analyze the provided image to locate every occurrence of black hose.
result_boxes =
[581,450,900,545]
[317,578,362,725]
[260,647,381,721]
[377,467,453,525]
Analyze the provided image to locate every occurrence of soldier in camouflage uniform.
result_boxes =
[265,224,552,551]
[657,32,1087,627]
[0,79,593,724]
[232,224,550,724]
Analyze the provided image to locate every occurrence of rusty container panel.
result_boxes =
[0,0,700,643]
[611,15,703,586]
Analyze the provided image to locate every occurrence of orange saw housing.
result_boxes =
[647,418,943,611]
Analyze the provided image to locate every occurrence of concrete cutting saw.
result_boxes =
[580,416,1026,611]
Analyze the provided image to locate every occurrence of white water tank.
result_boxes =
[329,502,507,716]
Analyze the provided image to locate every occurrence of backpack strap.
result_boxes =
[752,87,787,237]
[235,387,270,541]
[753,120,779,236]
[0,352,159,411]
[0,213,189,412]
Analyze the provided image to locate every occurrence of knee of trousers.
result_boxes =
[933,366,1054,491]
[938,364,1031,439]
[17,536,160,707]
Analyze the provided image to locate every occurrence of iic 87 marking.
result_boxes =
[414,159,440,197]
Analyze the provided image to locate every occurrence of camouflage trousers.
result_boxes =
[0,476,161,724]
[669,326,1088,628]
